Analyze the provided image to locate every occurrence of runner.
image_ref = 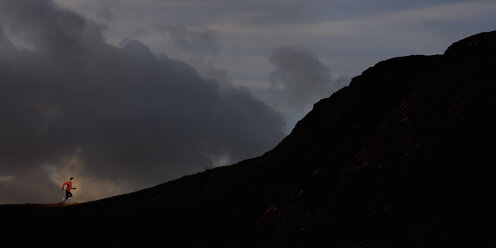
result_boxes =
[61,177,76,203]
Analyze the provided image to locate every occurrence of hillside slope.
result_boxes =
[1,31,494,247]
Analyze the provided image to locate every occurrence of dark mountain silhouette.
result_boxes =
[1,31,494,247]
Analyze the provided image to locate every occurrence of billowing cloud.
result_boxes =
[0,0,284,203]
[160,24,231,88]
[164,24,219,59]
[269,46,345,112]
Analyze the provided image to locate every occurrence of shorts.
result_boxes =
[65,190,72,199]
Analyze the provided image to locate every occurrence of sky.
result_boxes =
[0,0,495,204]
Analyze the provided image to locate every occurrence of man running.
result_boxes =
[61,177,76,203]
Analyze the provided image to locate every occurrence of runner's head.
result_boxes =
[70,177,74,181]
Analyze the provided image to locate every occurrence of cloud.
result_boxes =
[0,0,284,203]
[211,1,496,37]
[164,24,219,58]
[269,46,344,111]
[159,24,231,88]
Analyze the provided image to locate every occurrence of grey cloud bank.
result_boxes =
[270,46,341,110]
[0,0,284,203]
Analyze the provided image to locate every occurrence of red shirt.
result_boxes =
[62,181,73,192]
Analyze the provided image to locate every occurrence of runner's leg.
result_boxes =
[64,190,72,202]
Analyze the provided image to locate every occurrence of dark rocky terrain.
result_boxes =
[1,31,494,247]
